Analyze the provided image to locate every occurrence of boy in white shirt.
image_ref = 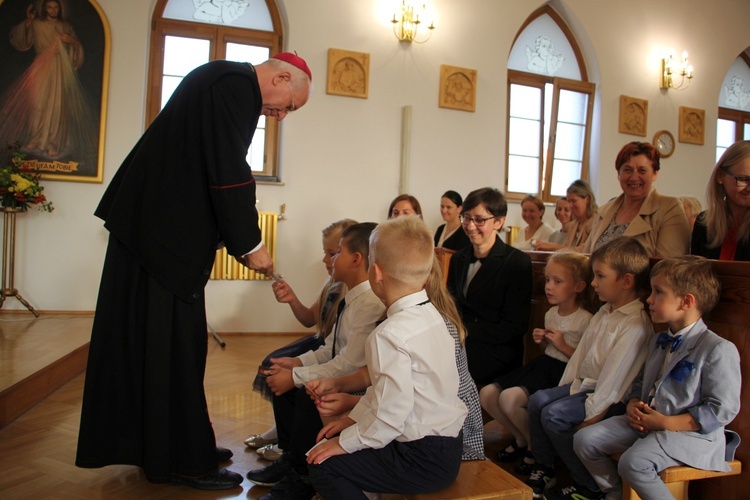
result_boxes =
[247,223,385,498]
[307,216,468,499]
[525,236,653,499]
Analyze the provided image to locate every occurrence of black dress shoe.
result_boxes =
[216,446,233,463]
[171,467,243,490]
[246,453,291,486]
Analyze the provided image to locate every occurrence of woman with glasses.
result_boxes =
[583,141,690,257]
[446,187,532,385]
[691,140,750,260]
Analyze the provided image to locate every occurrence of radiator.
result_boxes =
[210,211,278,281]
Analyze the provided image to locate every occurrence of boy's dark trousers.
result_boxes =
[273,386,323,472]
[308,433,463,500]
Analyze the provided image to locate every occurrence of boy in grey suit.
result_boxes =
[572,256,741,500]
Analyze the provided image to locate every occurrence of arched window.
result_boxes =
[717,50,750,161]
[505,5,594,203]
[147,0,283,179]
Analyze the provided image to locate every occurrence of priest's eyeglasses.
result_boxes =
[287,86,298,113]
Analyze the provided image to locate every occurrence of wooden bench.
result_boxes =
[608,451,742,500]
[620,460,742,500]
[435,247,456,284]
[380,460,532,499]
[526,252,750,499]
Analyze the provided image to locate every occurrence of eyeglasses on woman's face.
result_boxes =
[723,168,750,188]
[460,214,496,227]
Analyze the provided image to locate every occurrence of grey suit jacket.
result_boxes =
[629,319,741,471]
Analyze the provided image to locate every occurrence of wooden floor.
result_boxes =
[0,314,515,499]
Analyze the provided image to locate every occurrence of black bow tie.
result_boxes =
[656,332,682,353]
[469,254,484,263]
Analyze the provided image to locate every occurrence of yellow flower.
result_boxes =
[10,174,33,194]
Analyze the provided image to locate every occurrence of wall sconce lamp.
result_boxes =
[391,1,434,43]
[660,51,694,90]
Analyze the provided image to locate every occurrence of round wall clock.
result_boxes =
[653,130,675,158]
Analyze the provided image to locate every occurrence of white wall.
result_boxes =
[6,0,750,333]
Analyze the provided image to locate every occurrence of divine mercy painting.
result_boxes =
[0,0,109,182]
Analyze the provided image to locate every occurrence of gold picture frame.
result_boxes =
[678,106,705,145]
[326,48,369,99]
[618,95,648,137]
[439,65,477,112]
[0,0,111,183]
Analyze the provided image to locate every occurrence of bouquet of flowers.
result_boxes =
[0,144,54,212]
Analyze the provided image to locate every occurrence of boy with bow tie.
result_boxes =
[573,255,741,500]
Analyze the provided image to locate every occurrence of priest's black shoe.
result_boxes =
[171,467,243,490]
[216,446,233,463]
[246,453,291,486]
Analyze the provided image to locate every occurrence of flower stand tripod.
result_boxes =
[1,207,39,316]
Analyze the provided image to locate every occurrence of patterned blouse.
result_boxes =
[444,318,486,460]
[593,213,628,251]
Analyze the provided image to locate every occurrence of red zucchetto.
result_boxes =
[272,52,312,81]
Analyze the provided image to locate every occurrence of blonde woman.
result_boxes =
[535,180,598,252]
[547,197,573,245]
[691,140,750,261]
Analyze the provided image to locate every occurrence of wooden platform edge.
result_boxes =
[0,343,89,428]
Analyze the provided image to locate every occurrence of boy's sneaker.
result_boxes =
[544,483,605,500]
[525,465,556,498]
